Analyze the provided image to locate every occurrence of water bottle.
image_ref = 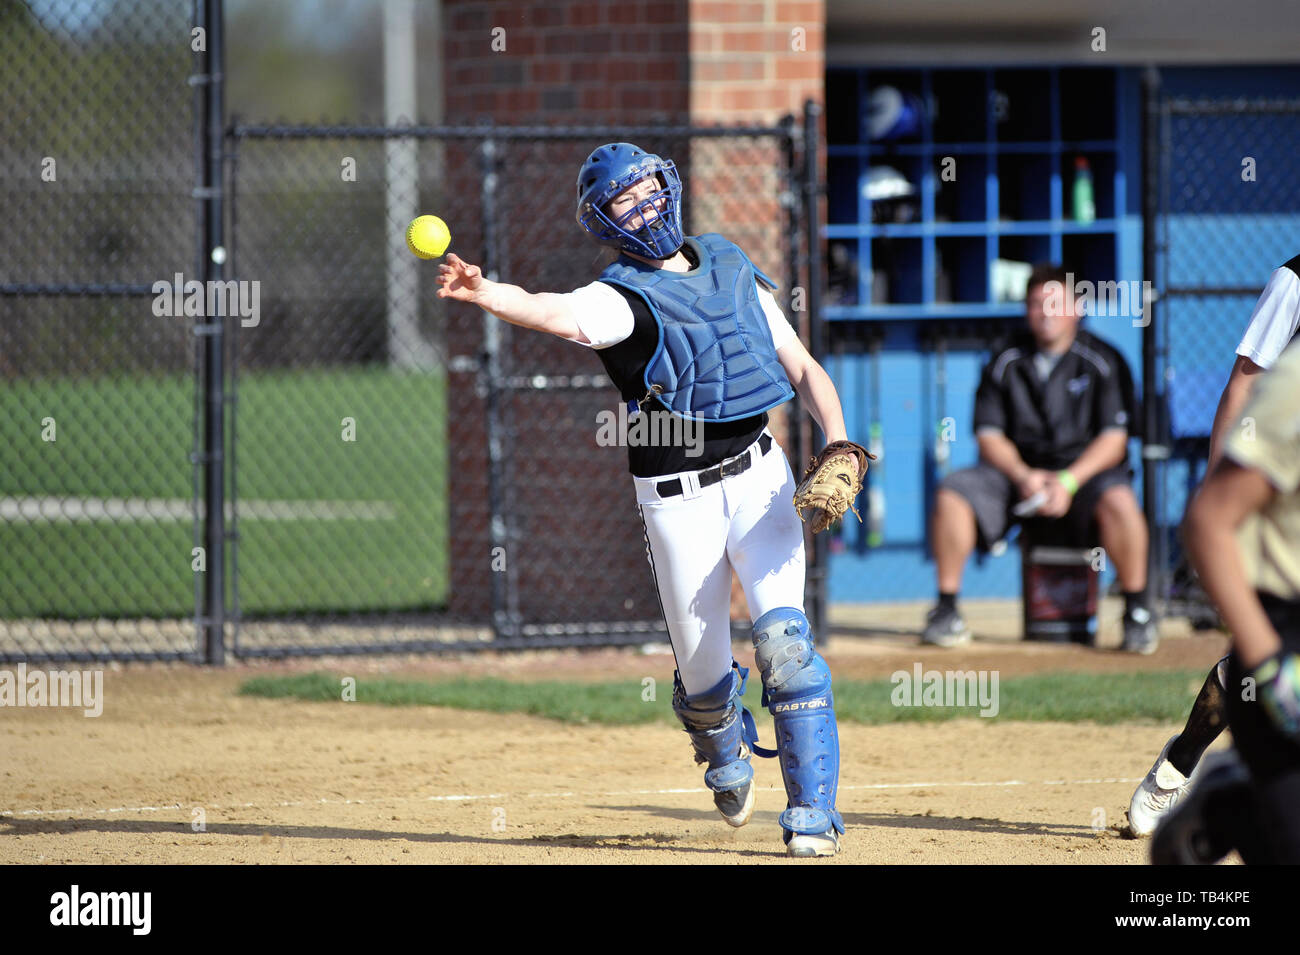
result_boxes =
[1073,156,1095,224]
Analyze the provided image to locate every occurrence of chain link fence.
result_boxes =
[223,131,458,656]
[1152,91,1300,622]
[0,0,810,661]
[0,0,199,661]
[227,126,807,656]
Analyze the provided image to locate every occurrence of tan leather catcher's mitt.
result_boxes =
[793,440,875,534]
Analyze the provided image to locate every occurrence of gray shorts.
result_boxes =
[939,462,1134,550]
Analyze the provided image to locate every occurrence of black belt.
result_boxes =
[655,433,773,499]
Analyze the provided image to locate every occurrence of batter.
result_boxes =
[437,143,861,857]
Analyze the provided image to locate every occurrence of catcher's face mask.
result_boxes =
[576,142,684,260]
[607,177,668,234]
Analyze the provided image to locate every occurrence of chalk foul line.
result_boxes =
[0,777,1143,819]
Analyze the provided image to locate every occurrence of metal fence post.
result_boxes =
[225,121,242,654]
[1140,66,1166,609]
[195,0,227,665]
[779,113,805,627]
[801,98,828,637]
[479,135,513,642]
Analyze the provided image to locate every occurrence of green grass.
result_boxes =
[839,669,1205,723]
[0,367,447,617]
[240,673,671,725]
[239,669,1208,726]
[233,367,448,615]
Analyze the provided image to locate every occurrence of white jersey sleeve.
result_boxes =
[759,287,797,351]
[1237,263,1300,370]
[559,281,636,349]
[558,280,797,352]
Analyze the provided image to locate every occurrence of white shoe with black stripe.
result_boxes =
[786,829,841,857]
[1128,735,1191,836]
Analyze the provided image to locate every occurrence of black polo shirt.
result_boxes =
[973,329,1133,471]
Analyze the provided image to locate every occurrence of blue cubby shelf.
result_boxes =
[828,219,1120,240]
[826,65,1130,318]
[826,140,1120,158]
[824,64,1145,605]
[825,303,1024,321]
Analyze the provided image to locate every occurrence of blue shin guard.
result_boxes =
[752,608,844,841]
[672,662,758,825]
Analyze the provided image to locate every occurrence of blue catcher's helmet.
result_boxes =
[575,142,684,260]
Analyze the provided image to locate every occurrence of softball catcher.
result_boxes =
[438,143,869,857]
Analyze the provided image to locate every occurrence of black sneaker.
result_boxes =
[921,603,971,648]
[1122,606,1159,655]
[713,777,755,828]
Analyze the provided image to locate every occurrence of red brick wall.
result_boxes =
[440,0,826,626]
[443,0,690,124]
[688,0,824,122]
[441,1,823,126]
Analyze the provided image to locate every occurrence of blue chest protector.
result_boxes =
[598,233,795,422]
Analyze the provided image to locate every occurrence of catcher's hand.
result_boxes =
[793,440,876,534]
[436,253,485,303]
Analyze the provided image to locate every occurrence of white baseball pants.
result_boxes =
[634,430,807,696]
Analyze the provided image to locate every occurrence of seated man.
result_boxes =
[921,263,1156,653]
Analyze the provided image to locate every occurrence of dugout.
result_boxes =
[819,0,1300,619]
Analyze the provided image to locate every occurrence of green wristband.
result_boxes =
[1057,470,1079,496]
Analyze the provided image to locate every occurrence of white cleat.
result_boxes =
[1128,735,1192,836]
[786,830,841,858]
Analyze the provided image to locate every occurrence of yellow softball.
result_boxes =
[406,215,451,259]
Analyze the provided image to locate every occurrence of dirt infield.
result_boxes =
[0,603,1233,864]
